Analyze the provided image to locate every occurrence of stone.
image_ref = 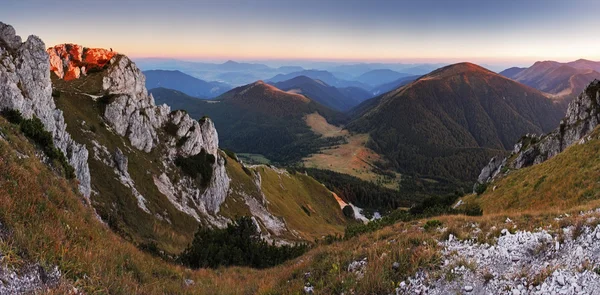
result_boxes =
[0,22,91,197]
[47,44,116,80]
[556,274,565,286]
[392,262,400,270]
[464,285,473,292]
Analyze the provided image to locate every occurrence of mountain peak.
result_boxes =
[420,62,493,80]
[48,44,117,80]
[223,60,238,65]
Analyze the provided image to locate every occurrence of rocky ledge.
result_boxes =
[396,210,600,295]
[49,42,229,218]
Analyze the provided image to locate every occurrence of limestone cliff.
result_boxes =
[476,80,600,186]
[0,22,91,197]
[48,43,230,231]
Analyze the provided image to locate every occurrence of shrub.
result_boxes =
[1,109,23,124]
[424,219,443,231]
[178,217,308,269]
[342,205,355,219]
[463,203,483,216]
[51,89,61,98]
[175,149,216,187]
[474,182,488,195]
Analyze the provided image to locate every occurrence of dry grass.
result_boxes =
[462,128,600,215]
[5,114,600,293]
[304,112,348,138]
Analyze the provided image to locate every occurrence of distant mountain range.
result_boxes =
[500,59,600,107]
[135,57,451,87]
[151,81,346,164]
[349,62,564,185]
[271,76,372,111]
[370,75,421,96]
[143,70,232,98]
[267,70,372,90]
[354,69,412,87]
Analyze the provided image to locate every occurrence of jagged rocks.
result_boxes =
[48,41,230,223]
[0,22,91,197]
[48,44,116,80]
[476,80,600,187]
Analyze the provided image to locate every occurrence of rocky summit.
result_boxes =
[48,44,117,80]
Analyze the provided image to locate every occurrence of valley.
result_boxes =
[2,2,600,293]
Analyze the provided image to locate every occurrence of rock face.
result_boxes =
[48,44,116,80]
[0,22,91,197]
[476,80,600,187]
[49,42,229,223]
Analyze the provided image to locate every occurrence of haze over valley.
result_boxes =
[2,1,600,294]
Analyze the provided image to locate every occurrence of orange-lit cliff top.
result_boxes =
[48,44,117,81]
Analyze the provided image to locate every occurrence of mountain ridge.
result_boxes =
[347,62,564,185]
[143,69,231,98]
[271,75,372,111]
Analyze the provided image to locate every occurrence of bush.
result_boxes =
[51,89,61,98]
[463,203,483,216]
[179,217,308,269]
[1,109,23,124]
[424,219,443,231]
[474,182,488,195]
[175,149,216,187]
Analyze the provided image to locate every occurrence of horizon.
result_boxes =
[2,0,600,69]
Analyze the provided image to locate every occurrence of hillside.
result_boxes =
[272,75,372,111]
[502,60,600,106]
[348,62,564,187]
[475,80,600,192]
[152,83,347,164]
[267,69,372,90]
[143,69,231,98]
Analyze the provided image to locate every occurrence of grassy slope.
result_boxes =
[255,165,347,241]
[462,127,600,215]
[52,73,199,254]
[5,113,600,294]
[54,74,347,252]
[0,115,436,294]
[220,155,347,241]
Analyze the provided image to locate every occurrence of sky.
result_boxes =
[2,0,599,67]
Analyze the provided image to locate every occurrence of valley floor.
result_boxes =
[302,113,400,190]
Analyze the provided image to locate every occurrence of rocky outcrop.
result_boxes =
[49,42,229,224]
[397,210,600,295]
[0,22,91,197]
[476,80,600,187]
[48,44,116,80]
